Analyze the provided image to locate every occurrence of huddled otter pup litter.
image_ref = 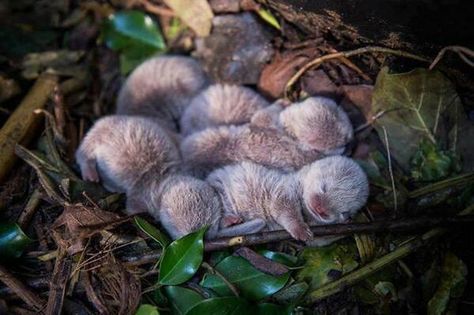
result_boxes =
[76,55,369,245]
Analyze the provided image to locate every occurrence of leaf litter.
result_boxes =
[0,0,473,314]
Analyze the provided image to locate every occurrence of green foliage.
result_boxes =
[371,67,462,171]
[255,9,281,30]
[134,217,170,249]
[135,304,160,315]
[200,256,290,300]
[427,253,467,315]
[296,243,359,290]
[259,250,299,267]
[186,297,251,315]
[101,10,166,74]
[411,139,461,182]
[0,223,32,261]
[164,286,203,315]
[159,227,206,285]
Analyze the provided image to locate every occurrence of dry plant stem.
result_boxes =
[304,204,474,303]
[45,246,72,315]
[284,46,429,98]
[429,45,474,70]
[17,189,42,229]
[201,262,240,297]
[382,126,398,211]
[83,271,108,314]
[408,172,474,198]
[119,216,474,266]
[0,73,57,183]
[0,265,45,311]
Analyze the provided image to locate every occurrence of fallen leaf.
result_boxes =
[163,0,213,37]
[301,69,340,99]
[0,223,32,261]
[234,247,288,276]
[371,67,463,171]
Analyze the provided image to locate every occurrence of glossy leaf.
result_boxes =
[427,253,467,315]
[135,304,159,315]
[259,250,299,267]
[296,243,359,290]
[256,9,281,30]
[134,217,170,248]
[164,286,203,315]
[200,256,290,301]
[0,223,32,260]
[159,227,206,285]
[186,297,251,315]
[103,11,165,49]
[272,282,308,304]
[371,67,462,171]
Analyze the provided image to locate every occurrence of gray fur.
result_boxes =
[116,55,209,132]
[206,156,369,243]
[180,96,353,175]
[180,84,270,136]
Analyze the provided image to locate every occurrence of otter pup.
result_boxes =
[206,156,369,243]
[180,97,354,175]
[116,55,210,132]
[180,84,270,136]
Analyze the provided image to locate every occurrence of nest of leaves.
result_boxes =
[0,1,473,314]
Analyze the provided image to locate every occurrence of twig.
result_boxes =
[45,246,72,315]
[0,265,45,311]
[17,189,42,229]
[381,126,397,211]
[121,216,474,265]
[409,172,474,198]
[304,204,474,303]
[429,45,474,70]
[201,262,240,297]
[284,46,429,98]
[0,73,57,183]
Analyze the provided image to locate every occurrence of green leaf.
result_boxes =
[103,11,165,49]
[427,253,467,315]
[371,67,463,171]
[411,139,461,181]
[164,286,203,315]
[134,217,170,248]
[200,256,290,301]
[259,250,299,267]
[185,297,251,315]
[0,223,32,260]
[101,10,166,74]
[135,304,160,315]
[296,243,359,290]
[256,9,281,30]
[159,227,206,285]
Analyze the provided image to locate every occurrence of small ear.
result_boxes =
[309,194,330,219]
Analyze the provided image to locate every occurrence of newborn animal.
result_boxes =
[181,97,354,174]
[206,156,369,243]
[180,84,270,136]
[116,55,210,132]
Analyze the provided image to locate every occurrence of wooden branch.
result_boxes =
[120,215,474,265]
[284,46,429,98]
[0,73,57,183]
[0,265,45,311]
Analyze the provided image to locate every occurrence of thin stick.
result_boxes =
[429,45,474,70]
[121,216,474,265]
[284,46,429,98]
[17,189,42,229]
[382,126,397,211]
[0,265,45,311]
[304,204,474,303]
[408,172,474,198]
[45,246,72,315]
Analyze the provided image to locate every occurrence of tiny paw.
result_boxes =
[222,215,242,227]
[289,224,313,242]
